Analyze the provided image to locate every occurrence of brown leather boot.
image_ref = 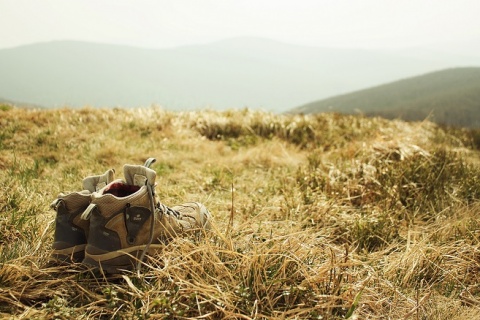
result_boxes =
[51,169,115,262]
[82,162,211,273]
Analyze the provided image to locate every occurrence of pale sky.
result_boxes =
[1,0,479,50]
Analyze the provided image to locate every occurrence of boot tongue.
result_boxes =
[82,169,115,192]
[124,164,156,187]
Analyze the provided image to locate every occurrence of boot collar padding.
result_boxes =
[82,169,116,192]
[124,164,156,187]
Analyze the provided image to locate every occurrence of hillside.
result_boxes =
[291,67,480,128]
[0,97,43,109]
[0,38,477,111]
[1,106,480,318]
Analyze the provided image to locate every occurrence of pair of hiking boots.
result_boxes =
[50,158,211,273]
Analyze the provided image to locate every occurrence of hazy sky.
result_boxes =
[1,0,479,50]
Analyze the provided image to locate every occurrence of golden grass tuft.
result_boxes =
[0,106,479,318]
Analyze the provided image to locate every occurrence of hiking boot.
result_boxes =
[81,162,211,273]
[51,169,115,262]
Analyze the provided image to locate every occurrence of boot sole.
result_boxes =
[52,242,86,263]
[83,244,163,273]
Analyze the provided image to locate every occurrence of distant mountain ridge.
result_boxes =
[0,38,479,111]
[291,67,480,128]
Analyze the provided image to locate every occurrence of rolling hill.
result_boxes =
[291,67,480,128]
[0,38,478,111]
[0,97,43,109]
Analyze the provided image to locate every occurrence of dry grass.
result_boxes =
[1,105,480,319]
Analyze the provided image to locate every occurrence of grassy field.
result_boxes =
[1,105,480,319]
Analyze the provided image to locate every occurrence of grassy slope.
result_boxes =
[292,67,480,128]
[0,98,43,110]
[1,106,480,319]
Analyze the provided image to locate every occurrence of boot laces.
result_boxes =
[157,202,180,218]
[136,182,180,274]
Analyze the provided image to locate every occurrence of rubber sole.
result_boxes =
[83,244,164,274]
